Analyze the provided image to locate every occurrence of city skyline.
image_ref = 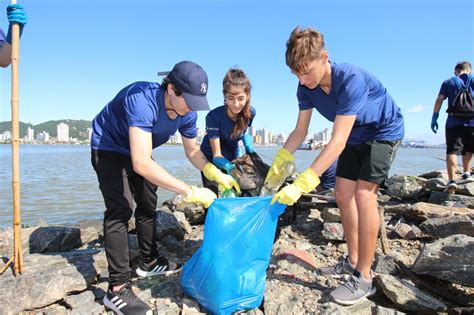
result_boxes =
[0,1,471,146]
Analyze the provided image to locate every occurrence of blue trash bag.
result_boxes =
[181,196,285,315]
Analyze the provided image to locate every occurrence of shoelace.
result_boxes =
[116,282,137,303]
[333,259,345,274]
[342,275,359,293]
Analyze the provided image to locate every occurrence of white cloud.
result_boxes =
[407,105,426,113]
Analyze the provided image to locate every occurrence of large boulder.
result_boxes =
[385,175,425,199]
[411,234,474,287]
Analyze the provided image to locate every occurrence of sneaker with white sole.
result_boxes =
[330,270,376,305]
[446,180,458,193]
[318,255,356,278]
[103,282,152,315]
[135,256,182,278]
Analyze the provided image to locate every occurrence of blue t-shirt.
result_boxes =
[91,81,198,156]
[200,105,256,161]
[320,159,337,190]
[0,28,6,48]
[439,74,474,129]
[297,62,405,145]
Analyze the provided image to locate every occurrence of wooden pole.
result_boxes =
[10,0,23,275]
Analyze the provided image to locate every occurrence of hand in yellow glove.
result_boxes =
[183,185,217,208]
[265,148,295,184]
[271,168,320,206]
[203,163,241,193]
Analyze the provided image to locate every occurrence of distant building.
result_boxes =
[0,131,11,141]
[196,128,205,144]
[57,123,69,142]
[36,131,50,142]
[26,127,34,142]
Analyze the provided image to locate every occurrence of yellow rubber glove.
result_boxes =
[203,163,241,193]
[265,148,295,184]
[183,185,217,208]
[271,168,320,205]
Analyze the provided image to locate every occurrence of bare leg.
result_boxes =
[335,177,358,266]
[462,153,472,174]
[446,154,458,181]
[353,180,380,280]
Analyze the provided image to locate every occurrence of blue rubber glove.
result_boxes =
[6,4,27,44]
[431,112,439,134]
[242,134,255,154]
[212,157,235,173]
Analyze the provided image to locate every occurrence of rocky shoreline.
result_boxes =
[1,169,474,314]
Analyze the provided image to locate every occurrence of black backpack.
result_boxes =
[446,76,473,119]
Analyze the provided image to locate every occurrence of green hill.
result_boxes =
[0,119,92,141]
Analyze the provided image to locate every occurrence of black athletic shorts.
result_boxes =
[336,140,401,185]
[445,125,474,155]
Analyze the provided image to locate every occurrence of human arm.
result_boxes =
[0,41,11,67]
[182,134,240,192]
[431,95,445,134]
[130,126,192,195]
[272,114,356,205]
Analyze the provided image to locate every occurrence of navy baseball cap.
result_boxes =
[166,61,210,111]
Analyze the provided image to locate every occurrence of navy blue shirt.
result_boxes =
[320,159,337,190]
[297,63,405,145]
[439,74,474,129]
[91,81,197,156]
[200,105,256,161]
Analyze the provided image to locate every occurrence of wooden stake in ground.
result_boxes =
[10,0,23,275]
[378,206,390,255]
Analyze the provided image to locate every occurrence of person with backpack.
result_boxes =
[431,61,474,191]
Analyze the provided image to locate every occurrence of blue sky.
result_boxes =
[0,0,472,144]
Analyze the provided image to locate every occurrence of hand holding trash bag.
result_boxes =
[272,168,320,205]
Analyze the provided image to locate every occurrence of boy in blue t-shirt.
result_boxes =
[268,27,404,305]
[91,61,239,315]
[0,4,27,67]
[431,61,474,191]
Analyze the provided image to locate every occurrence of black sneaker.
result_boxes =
[446,180,458,193]
[462,172,472,181]
[135,256,182,278]
[103,282,152,315]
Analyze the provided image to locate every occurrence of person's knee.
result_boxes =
[335,187,352,206]
[354,188,377,205]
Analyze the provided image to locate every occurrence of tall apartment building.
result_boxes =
[57,123,69,142]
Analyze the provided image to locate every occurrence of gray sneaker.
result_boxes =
[319,255,355,278]
[330,272,376,305]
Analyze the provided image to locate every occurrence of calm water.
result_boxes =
[0,144,447,228]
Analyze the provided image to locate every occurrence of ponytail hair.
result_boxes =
[223,68,252,139]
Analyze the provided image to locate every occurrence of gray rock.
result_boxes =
[321,207,341,223]
[418,170,445,179]
[375,274,447,312]
[173,211,192,235]
[65,290,104,314]
[405,202,474,222]
[457,181,474,196]
[373,255,398,275]
[424,178,446,191]
[155,208,185,241]
[429,191,474,207]
[420,215,474,238]
[371,305,406,314]
[411,234,474,287]
[386,175,426,199]
[29,226,96,253]
[0,249,107,313]
[322,222,345,241]
[320,299,376,314]
[394,223,421,240]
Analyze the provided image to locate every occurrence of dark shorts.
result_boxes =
[336,140,401,185]
[445,126,474,155]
